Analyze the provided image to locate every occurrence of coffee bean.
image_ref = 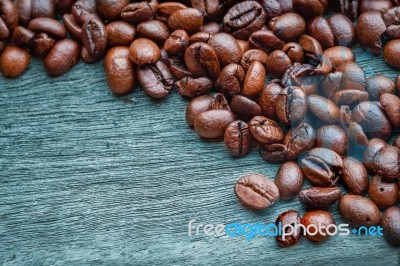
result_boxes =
[0,46,30,78]
[293,0,327,20]
[121,0,158,25]
[223,1,266,40]
[327,13,356,47]
[307,16,334,49]
[137,60,174,100]
[322,46,354,69]
[298,186,341,209]
[175,76,212,99]
[382,7,400,39]
[219,63,245,98]
[240,49,268,71]
[236,39,249,53]
[360,0,393,14]
[194,109,235,139]
[249,116,285,144]
[275,210,302,247]
[130,38,160,66]
[265,50,292,78]
[281,63,320,96]
[339,194,381,228]
[96,0,129,21]
[224,120,252,157]
[184,42,220,79]
[28,17,67,39]
[299,35,322,62]
[336,62,366,91]
[261,0,293,22]
[31,0,56,19]
[369,176,399,209]
[212,93,231,111]
[12,26,34,47]
[168,8,203,35]
[105,21,136,47]
[332,89,369,107]
[356,11,386,55]
[81,45,105,64]
[381,206,400,246]
[348,122,368,147]
[234,173,280,210]
[249,30,285,54]
[269,12,305,42]
[372,145,400,183]
[156,2,187,23]
[185,95,214,127]
[230,95,261,121]
[163,54,192,80]
[316,125,347,156]
[301,210,335,242]
[242,61,266,99]
[43,39,79,76]
[366,75,395,100]
[208,33,242,67]
[81,15,107,57]
[275,86,308,126]
[275,162,303,200]
[63,14,83,40]
[342,157,369,195]
[164,29,188,55]
[308,95,340,124]
[71,0,97,25]
[284,122,316,160]
[282,42,304,63]
[258,82,283,120]
[104,46,135,96]
[260,144,288,164]
[192,0,223,20]
[383,39,400,68]
[362,138,387,174]
[380,93,400,127]
[137,20,170,44]
[32,33,55,57]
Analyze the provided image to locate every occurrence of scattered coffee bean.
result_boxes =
[249,116,285,144]
[275,210,302,247]
[43,39,79,76]
[194,109,235,139]
[0,46,30,78]
[129,38,160,66]
[275,162,304,200]
[224,120,252,158]
[342,157,369,195]
[301,210,335,242]
[381,207,400,246]
[339,194,381,228]
[368,176,399,209]
[298,186,341,209]
[316,125,348,156]
[175,76,212,99]
[185,95,214,127]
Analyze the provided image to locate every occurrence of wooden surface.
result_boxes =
[0,46,399,265]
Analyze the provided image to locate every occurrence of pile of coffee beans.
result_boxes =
[1,0,400,248]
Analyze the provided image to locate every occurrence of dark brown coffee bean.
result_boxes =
[191,0,223,20]
[219,63,245,98]
[366,75,395,100]
[27,18,67,39]
[184,42,220,79]
[163,55,192,80]
[276,86,308,126]
[96,0,129,21]
[104,46,135,96]
[0,46,30,78]
[301,210,335,242]
[282,42,304,63]
[223,1,267,40]
[194,110,235,139]
[383,7,400,39]
[249,116,285,144]
[63,14,82,40]
[185,95,214,127]
[234,173,280,210]
[335,62,366,91]
[71,0,97,25]
[156,2,187,23]
[168,8,203,35]
[316,125,347,156]
[298,186,341,209]
[208,33,242,67]
[348,122,368,146]
[189,32,212,45]
[130,38,160,66]
[307,16,334,49]
[298,35,322,62]
[332,89,369,107]
[360,0,393,14]
[269,12,305,42]
[121,0,158,25]
[281,63,320,96]
[0,0,17,35]
[137,20,169,44]
[382,206,400,246]
[242,61,266,99]
[236,39,249,53]
[261,0,293,22]
[105,21,136,47]
[384,40,400,69]
[43,39,79,76]
[327,13,356,47]
[248,30,285,54]
[275,162,303,200]
[265,50,292,78]
[200,22,222,34]
[284,122,316,160]
[322,46,354,69]
[356,11,386,55]
[275,210,302,247]
[224,120,252,157]
[308,95,340,124]
[342,157,369,195]
[293,0,327,20]
[32,33,54,57]
[369,176,399,209]
[240,49,268,71]
[137,60,174,100]
[260,143,288,164]
[163,29,188,55]
[380,93,400,127]
[258,82,283,120]
[363,138,387,173]
[81,15,107,57]
[351,101,392,140]
[175,76,212,99]
[339,194,381,228]
[373,145,400,183]
[81,45,105,64]
[32,0,56,19]
[230,95,261,121]
[12,26,34,46]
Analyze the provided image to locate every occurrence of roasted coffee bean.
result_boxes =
[96,0,128,21]
[308,95,340,124]
[137,60,173,100]
[219,63,245,98]
[282,42,304,63]
[261,0,293,22]
[236,39,249,53]
[81,45,105,64]
[175,76,212,99]
[156,2,187,23]
[103,46,135,96]
[340,105,351,126]
[380,93,400,127]
[335,62,366,92]
[0,46,30,78]
[242,61,266,99]
[275,210,302,247]
[71,0,96,25]
[382,206,400,246]
[360,0,393,14]
[372,145,400,183]
[164,55,192,80]
[249,116,285,144]
[63,14,82,40]
[137,20,169,44]
[121,0,158,25]
[32,33,55,56]
[383,7,400,39]
[240,49,268,71]
[186,95,214,127]
[16,0,56,25]
[224,120,252,157]
[293,0,327,20]
[223,1,266,40]
[369,176,399,209]
[307,16,334,49]
[265,50,292,78]
[184,42,220,79]
[332,89,369,107]
[258,82,282,120]
[163,30,188,55]
[322,46,354,69]
[234,173,280,210]
[260,144,288,164]
[316,125,347,156]
[0,0,18,39]
[230,95,261,121]
[130,38,160,66]
[212,93,231,111]
[248,30,285,54]
[298,35,322,62]
[275,86,308,126]
[81,15,107,57]
[191,0,223,20]
[301,210,335,242]
[27,18,67,39]
[384,40,400,69]
[281,63,320,96]
[284,122,316,160]
[200,22,222,34]
[339,194,381,227]
[275,162,303,200]
[269,13,305,42]
[43,39,79,76]
[327,14,356,47]
[298,186,341,209]
[362,138,387,173]
[351,101,392,140]
[342,157,369,195]
[318,69,342,97]
[105,21,136,47]
[194,109,235,139]
[356,11,386,55]
[366,75,395,100]
[12,26,34,46]
[208,33,242,67]
[168,8,203,35]
[348,122,368,146]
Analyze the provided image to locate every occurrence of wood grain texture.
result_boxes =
[0,46,399,265]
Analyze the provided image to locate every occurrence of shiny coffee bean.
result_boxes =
[301,210,335,242]
[44,39,79,76]
[249,116,285,144]
[71,0,96,25]
[234,173,280,210]
[299,35,322,62]
[275,86,308,126]
[348,122,368,147]
[366,75,395,100]
[163,30,188,55]
[219,63,245,98]
[156,2,187,23]
[381,206,400,246]
[192,0,223,21]
[249,30,285,54]
[81,45,105,64]
[184,42,220,79]
[356,11,386,55]
[380,93,400,127]
[96,0,129,21]
[81,15,107,57]
[240,49,268,71]
[372,145,400,183]
[168,8,203,35]
[261,0,293,22]
[282,42,304,63]
[335,62,366,91]
[269,12,305,42]
[28,18,67,39]
[208,33,242,67]
[137,20,169,44]
[130,38,160,66]
[63,14,82,40]
[1,0,18,33]
[322,46,355,69]
[316,125,347,156]
[298,186,341,209]
[106,21,136,47]
[137,60,174,100]
[230,95,261,121]
[363,138,387,174]
[342,157,369,195]
[188,32,211,45]
[275,210,302,247]
[0,46,30,78]
[224,120,252,157]
[383,40,400,69]
[308,95,340,124]
[12,26,34,47]
[339,194,381,228]
[242,61,266,99]
[327,13,356,47]
[332,89,369,107]
[175,76,212,99]
[265,50,292,78]
[164,55,192,80]
[186,95,214,127]
[121,0,158,25]
[258,82,283,120]
[275,162,303,200]
[194,109,235,139]
[307,16,334,49]
[369,176,399,209]
[293,0,327,20]
[32,33,54,57]
[284,122,316,161]
[260,143,288,164]
[281,63,320,95]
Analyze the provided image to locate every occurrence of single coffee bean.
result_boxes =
[28,17,67,39]
[156,2,187,23]
[192,0,223,20]
[96,0,129,21]
[275,162,303,200]
[104,46,135,96]
[240,49,268,71]
[284,122,316,160]
[130,38,160,66]
[369,176,399,209]
[265,50,292,78]
[327,13,356,47]
[230,95,261,121]
[381,206,400,246]
[356,11,386,55]
[383,40,400,69]
[71,0,96,25]
[383,7,400,39]
[366,75,395,100]
[307,16,334,49]
[299,35,322,62]
[281,63,320,95]
[137,20,170,44]
[163,29,188,55]
[208,33,242,67]
[105,21,136,47]
[249,116,285,144]
[363,138,387,173]
[269,12,305,42]
[223,1,266,40]
[32,33,55,57]
[234,173,280,210]
[348,122,368,147]
[43,39,79,76]
[81,15,107,57]
[242,61,266,99]
[339,194,381,228]
[185,95,214,127]
[336,62,367,91]
[301,210,335,242]
[0,0,18,34]
[300,152,341,187]
[219,63,245,98]
[0,46,30,78]
[373,145,400,183]
[121,0,158,25]
[298,186,341,209]
[200,22,222,34]
[168,8,203,35]
[282,42,304,63]
[224,120,252,157]
[12,26,34,47]
[248,30,285,54]
[137,60,174,100]
[275,86,308,126]
[258,82,283,120]
[175,76,212,99]
[293,0,327,20]
[63,14,83,40]
[188,32,212,45]
[322,46,355,69]
[184,42,220,79]
[332,89,369,107]
[380,93,400,127]
[360,0,393,14]
[194,109,235,139]
[260,144,288,164]
[261,0,293,22]
[316,125,347,156]
[308,95,340,124]
[342,157,369,195]
[275,210,302,247]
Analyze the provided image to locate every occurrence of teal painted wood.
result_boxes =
[0,46,399,266]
